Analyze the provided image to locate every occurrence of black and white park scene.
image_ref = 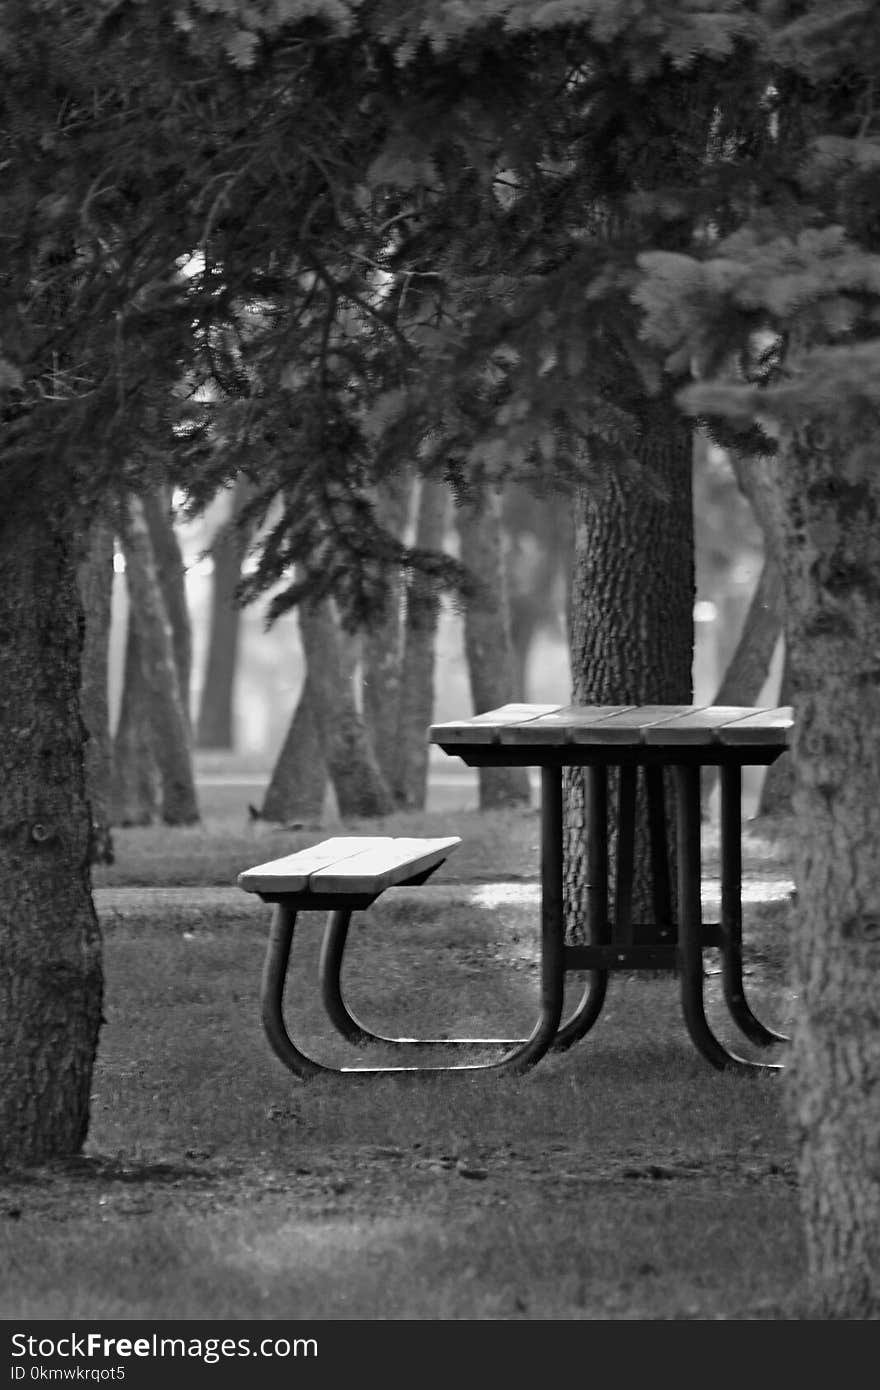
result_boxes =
[1,0,878,1324]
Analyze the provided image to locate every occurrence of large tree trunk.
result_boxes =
[392,477,448,809]
[456,488,532,809]
[298,597,394,819]
[565,396,694,934]
[259,675,327,824]
[196,477,252,750]
[77,515,116,864]
[142,485,192,731]
[362,474,412,790]
[119,495,199,826]
[0,510,103,1166]
[774,425,880,1318]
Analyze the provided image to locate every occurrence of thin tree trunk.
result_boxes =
[702,552,784,806]
[110,613,160,826]
[362,473,412,785]
[503,487,574,703]
[456,488,532,809]
[142,485,192,731]
[298,596,394,819]
[392,478,448,809]
[77,514,115,863]
[756,638,792,817]
[120,494,199,826]
[774,423,880,1318]
[565,395,694,935]
[259,675,327,824]
[0,509,103,1166]
[196,477,252,750]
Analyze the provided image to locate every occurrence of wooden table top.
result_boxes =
[430,703,794,750]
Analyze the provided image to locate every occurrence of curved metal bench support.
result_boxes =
[261,792,569,1079]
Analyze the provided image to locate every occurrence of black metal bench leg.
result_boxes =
[673,765,783,1074]
[719,765,789,1046]
[261,904,326,1079]
[552,764,609,1050]
[319,909,375,1045]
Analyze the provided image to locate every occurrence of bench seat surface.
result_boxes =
[238,835,462,896]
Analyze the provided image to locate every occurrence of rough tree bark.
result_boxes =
[77,514,115,863]
[196,477,252,750]
[119,495,199,826]
[298,596,394,819]
[772,424,880,1318]
[392,477,448,809]
[456,487,532,809]
[259,675,327,824]
[565,394,694,933]
[0,509,103,1166]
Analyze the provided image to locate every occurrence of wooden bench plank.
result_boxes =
[309,836,462,894]
[238,836,462,897]
[238,837,399,894]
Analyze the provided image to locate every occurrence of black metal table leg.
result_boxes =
[645,765,674,944]
[719,765,789,1046]
[553,764,609,1050]
[537,765,568,1045]
[614,764,637,944]
[673,764,783,1073]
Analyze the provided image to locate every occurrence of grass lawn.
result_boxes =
[1,780,810,1321]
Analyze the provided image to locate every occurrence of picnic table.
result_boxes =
[429,702,794,1074]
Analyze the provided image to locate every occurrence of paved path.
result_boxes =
[93,876,795,915]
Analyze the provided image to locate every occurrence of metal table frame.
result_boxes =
[430,704,793,1075]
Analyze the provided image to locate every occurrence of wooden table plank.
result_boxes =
[641,705,775,745]
[714,706,794,745]
[495,705,636,744]
[568,704,700,744]
[429,703,562,743]
[430,703,794,752]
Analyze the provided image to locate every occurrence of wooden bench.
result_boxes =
[238,835,545,1080]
